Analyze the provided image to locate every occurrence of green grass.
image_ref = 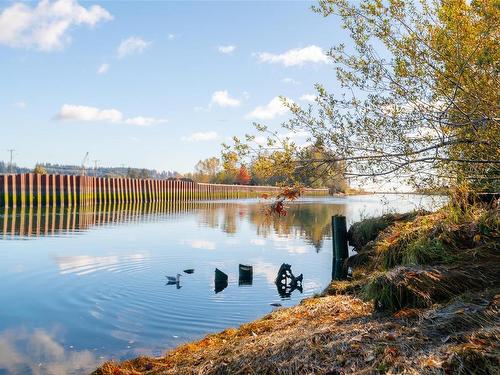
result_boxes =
[348,211,421,250]
[337,191,499,312]
[402,237,453,265]
[363,270,420,311]
[379,230,454,270]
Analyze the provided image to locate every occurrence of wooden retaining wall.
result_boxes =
[0,174,329,207]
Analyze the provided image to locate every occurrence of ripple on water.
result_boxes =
[0,195,445,373]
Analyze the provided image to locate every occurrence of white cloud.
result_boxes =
[281,130,311,148]
[14,101,27,109]
[58,104,121,122]
[182,131,218,142]
[117,36,151,59]
[210,90,240,108]
[0,0,112,51]
[300,94,316,102]
[249,130,310,147]
[382,99,447,116]
[57,104,165,126]
[167,33,176,40]
[282,77,300,85]
[256,45,329,67]
[218,45,235,54]
[124,116,162,126]
[254,136,267,146]
[285,129,310,140]
[97,63,109,75]
[246,97,292,120]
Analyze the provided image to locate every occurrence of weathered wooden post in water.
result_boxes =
[332,215,349,280]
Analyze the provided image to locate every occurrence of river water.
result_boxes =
[0,194,443,374]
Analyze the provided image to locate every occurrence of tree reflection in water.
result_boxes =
[1,201,346,252]
[248,202,346,252]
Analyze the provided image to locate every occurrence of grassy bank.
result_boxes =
[94,192,499,374]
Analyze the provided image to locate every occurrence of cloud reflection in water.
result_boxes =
[0,328,103,375]
[55,253,149,276]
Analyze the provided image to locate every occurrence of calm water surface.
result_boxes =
[0,195,443,374]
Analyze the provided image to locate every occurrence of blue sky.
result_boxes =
[0,0,347,173]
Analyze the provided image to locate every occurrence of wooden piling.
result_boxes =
[154,179,158,202]
[131,179,136,203]
[332,215,349,280]
[65,174,72,206]
[122,178,127,203]
[132,179,136,203]
[15,174,25,207]
[121,178,126,203]
[0,173,330,208]
[0,175,8,208]
[25,173,34,207]
[332,215,349,259]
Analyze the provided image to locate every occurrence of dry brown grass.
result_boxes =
[93,291,499,375]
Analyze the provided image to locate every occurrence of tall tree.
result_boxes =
[33,164,47,174]
[220,151,239,184]
[294,141,348,191]
[429,0,499,189]
[194,157,221,182]
[228,0,499,192]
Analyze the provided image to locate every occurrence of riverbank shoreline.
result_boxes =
[94,293,498,375]
[93,196,499,374]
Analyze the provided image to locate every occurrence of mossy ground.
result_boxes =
[94,194,499,375]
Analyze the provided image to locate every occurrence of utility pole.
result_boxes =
[80,152,89,176]
[7,149,15,173]
[93,160,100,177]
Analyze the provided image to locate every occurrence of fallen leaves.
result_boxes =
[421,356,443,368]
[384,346,399,358]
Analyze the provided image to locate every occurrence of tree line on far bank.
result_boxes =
[185,141,349,192]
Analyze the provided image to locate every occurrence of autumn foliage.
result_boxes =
[236,165,251,185]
